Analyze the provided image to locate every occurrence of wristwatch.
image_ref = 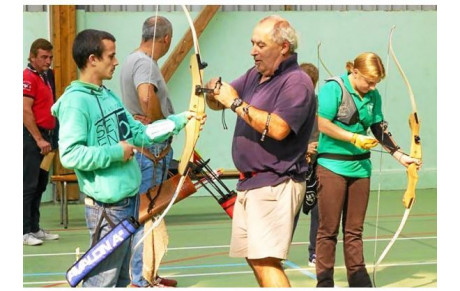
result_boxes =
[230,98,244,112]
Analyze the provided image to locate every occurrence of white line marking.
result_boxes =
[23,260,437,285]
[23,235,437,257]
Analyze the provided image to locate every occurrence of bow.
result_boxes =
[317,42,333,77]
[177,5,208,176]
[135,5,209,248]
[373,25,422,283]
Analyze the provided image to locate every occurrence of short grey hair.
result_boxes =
[259,15,298,53]
[142,16,172,41]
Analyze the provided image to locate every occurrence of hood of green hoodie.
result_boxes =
[67,80,104,93]
[52,81,109,117]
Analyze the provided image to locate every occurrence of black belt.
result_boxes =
[38,127,54,137]
[317,152,371,161]
[239,171,258,180]
[84,196,130,208]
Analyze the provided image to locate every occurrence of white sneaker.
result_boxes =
[32,229,59,240]
[308,254,316,267]
[24,233,43,246]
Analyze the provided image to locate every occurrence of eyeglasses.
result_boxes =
[357,71,380,88]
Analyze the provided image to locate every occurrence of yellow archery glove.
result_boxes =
[350,133,379,150]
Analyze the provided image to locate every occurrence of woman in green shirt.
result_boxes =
[315,52,421,287]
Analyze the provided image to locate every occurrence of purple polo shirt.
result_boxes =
[230,53,316,191]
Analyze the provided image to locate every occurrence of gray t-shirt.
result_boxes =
[120,51,174,117]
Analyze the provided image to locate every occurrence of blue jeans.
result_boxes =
[131,141,173,286]
[82,195,136,287]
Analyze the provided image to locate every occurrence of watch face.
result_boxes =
[231,98,243,112]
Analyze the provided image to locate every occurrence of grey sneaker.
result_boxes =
[32,229,59,240]
[308,254,316,267]
[23,233,43,246]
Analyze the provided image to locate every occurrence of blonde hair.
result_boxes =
[346,52,386,81]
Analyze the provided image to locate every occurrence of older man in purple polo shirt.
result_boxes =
[205,15,316,287]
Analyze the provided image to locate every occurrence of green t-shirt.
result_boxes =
[317,73,383,178]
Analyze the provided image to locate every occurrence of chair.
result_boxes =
[50,173,78,228]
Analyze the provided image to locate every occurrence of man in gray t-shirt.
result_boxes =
[119,16,177,288]
[120,51,174,119]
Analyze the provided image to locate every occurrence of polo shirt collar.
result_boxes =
[258,53,298,82]
[27,63,39,74]
[27,63,51,85]
[273,53,298,77]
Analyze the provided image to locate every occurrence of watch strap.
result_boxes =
[231,98,243,112]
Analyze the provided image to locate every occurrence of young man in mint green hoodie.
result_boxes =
[51,29,195,287]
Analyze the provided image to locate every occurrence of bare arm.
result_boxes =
[234,103,291,141]
[206,79,291,140]
[318,116,353,142]
[23,96,51,154]
[137,83,164,122]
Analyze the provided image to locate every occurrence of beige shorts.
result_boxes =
[229,179,306,260]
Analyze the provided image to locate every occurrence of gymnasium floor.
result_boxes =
[23,188,437,287]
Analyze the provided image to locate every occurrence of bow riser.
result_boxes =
[402,112,422,209]
[403,164,418,209]
[177,54,206,175]
[409,112,422,160]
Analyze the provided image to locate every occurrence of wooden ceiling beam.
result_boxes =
[161,5,220,83]
[51,5,77,177]
[51,5,77,98]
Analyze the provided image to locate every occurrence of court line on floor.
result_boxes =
[23,235,437,257]
[284,260,316,280]
[22,260,437,286]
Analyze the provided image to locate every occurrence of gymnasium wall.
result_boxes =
[23,8,436,200]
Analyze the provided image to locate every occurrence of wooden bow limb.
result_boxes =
[374,208,410,267]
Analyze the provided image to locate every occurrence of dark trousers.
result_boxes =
[23,127,49,234]
[308,204,319,257]
[292,203,318,258]
[315,165,372,287]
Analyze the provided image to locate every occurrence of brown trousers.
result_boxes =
[315,165,372,287]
